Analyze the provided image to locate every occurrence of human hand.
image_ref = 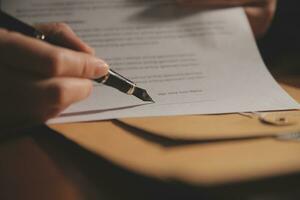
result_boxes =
[0,23,108,131]
[177,0,277,38]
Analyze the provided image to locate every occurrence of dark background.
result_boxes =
[259,0,300,62]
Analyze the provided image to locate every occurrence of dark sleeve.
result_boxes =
[258,0,300,61]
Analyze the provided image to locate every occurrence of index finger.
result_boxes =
[0,29,109,79]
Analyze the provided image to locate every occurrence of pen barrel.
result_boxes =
[95,70,136,95]
[0,11,45,39]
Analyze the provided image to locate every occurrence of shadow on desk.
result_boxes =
[1,125,299,200]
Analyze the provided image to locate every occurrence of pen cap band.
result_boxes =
[94,70,136,94]
[35,31,46,40]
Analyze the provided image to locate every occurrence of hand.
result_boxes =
[0,23,109,131]
[177,0,277,38]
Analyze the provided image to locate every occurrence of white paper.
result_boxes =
[2,0,299,124]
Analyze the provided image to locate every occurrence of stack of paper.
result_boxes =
[2,0,299,124]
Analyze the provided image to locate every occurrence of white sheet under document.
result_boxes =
[2,0,299,123]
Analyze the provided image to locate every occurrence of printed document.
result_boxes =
[2,0,299,123]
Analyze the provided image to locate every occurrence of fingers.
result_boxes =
[0,23,105,129]
[244,0,276,37]
[34,77,93,121]
[39,77,93,113]
[0,67,94,125]
[35,23,95,55]
[0,54,94,128]
[177,0,276,37]
[0,29,109,79]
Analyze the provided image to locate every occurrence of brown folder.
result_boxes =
[50,77,300,186]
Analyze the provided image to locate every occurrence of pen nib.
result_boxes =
[133,87,155,102]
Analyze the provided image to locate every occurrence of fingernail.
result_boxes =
[92,59,109,79]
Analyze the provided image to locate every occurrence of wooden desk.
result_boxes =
[1,58,300,200]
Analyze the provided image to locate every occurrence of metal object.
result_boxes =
[239,112,298,126]
[276,132,300,141]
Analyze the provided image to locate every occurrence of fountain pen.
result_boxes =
[0,10,154,102]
